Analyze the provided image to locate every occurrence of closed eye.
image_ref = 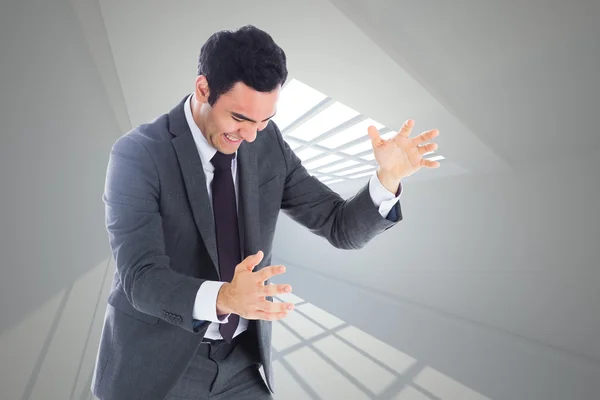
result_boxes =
[230,111,276,123]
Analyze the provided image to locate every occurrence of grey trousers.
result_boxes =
[165,330,273,400]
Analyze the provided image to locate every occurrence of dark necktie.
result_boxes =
[210,151,241,343]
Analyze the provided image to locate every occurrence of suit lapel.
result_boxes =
[171,133,221,278]
[168,96,220,278]
[236,141,260,262]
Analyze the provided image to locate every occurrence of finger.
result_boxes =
[367,125,384,147]
[421,158,440,168]
[397,119,415,138]
[256,265,286,282]
[236,250,264,273]
[253,310,289,321]
[259,300,295,313]
[418,142,438,155]
[413,129,439,145]
[262,283,292,297]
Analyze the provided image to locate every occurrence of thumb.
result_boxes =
[238,250,264,272]
[368,125,383,147]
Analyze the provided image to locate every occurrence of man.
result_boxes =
[91,25,439,400]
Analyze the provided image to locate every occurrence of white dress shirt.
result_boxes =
[183,94,402,340]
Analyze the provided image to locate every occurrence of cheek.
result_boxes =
[215,116,239,134]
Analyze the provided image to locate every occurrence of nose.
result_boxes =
[238,126,258,142]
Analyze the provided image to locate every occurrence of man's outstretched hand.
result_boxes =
[368,119,440,193]
[216,251,294,321]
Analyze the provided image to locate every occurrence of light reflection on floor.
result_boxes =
[271,292,492,400]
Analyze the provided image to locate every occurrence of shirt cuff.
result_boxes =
[369,171,402,218]
[192,281,230,324]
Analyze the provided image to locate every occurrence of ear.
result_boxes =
[195,75,210,104]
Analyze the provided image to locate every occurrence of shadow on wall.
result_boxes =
[269,258,600,400]
[0,257,113,400]
[271,291,491,400]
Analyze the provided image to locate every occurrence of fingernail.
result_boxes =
[288,304,294,310]
[285,286,291,292]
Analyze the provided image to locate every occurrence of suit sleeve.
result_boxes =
[103,134,207,334]
[273,123,402,249]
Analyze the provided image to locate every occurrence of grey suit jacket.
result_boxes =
[91,95,402,399]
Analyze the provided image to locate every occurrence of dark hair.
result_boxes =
[197,25,288,106]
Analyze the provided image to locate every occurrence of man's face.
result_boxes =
[197,79,280,154]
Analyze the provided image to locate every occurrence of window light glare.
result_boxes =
[426,155,445,162]
[296,147,323,161]
[285,138,302,150]
[348,171,375,179]
[319,160,360,174]
[287,102,360,141]
[304,154,343,170]
[343,140,372,156]
[382,130,398,139]
[335,165,374,176]
[271,78,405,189]
[272,79,327,130]
[317,119,384,149]
[361,153,375,161]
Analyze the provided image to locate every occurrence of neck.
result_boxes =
[190,94,209,139]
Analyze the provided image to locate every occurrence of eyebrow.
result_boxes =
[230,111,276,123]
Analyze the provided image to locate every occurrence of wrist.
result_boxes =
[216,283,234,316]
[377,168,402,194]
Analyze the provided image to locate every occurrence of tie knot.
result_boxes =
[210,151,235,171]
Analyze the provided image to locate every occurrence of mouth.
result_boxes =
[223,133,242,144]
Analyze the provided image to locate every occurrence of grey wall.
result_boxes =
[273,157,600,361]
[0,0,121,398]
[0,0,120,333]
[270,157,600,399]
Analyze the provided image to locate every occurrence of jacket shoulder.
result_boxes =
[112,114,171,155]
